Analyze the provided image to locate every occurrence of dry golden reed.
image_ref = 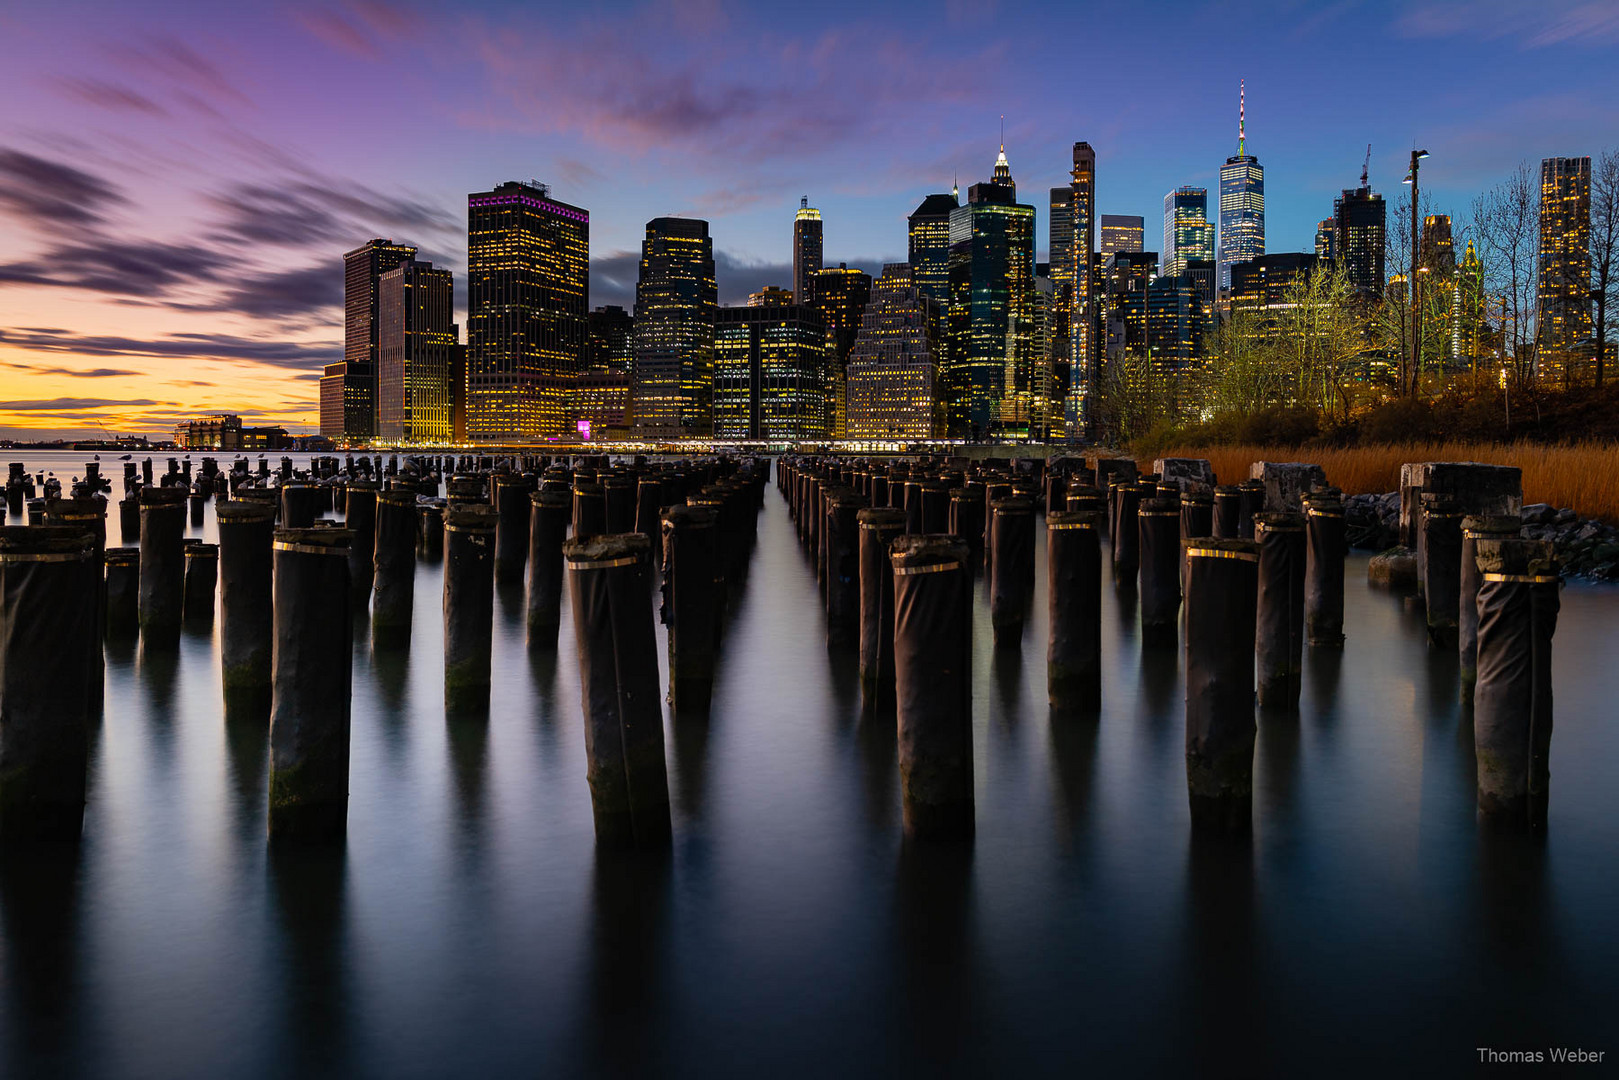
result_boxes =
[1150,442,1619,523]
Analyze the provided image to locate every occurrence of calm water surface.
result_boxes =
[2,451,1617,1077]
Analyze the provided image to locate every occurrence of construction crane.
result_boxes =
[1360,144,1372,189]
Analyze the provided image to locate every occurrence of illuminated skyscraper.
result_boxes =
[633,216,717,437]
[576,305,634,436]
[947,144,1036,438]
[1217,82,1265,291]
[1536,156,1592,381]
[793,197,823,304]
[907,191,959,306]
[1053,142,1097,439]
[465,181,589,443]
[1422,214,1456,273]
[1315,219,1336,262]
[747,286,795,307]
[807,264,872,438]
[713,303,827,441]
[1163,187,1214,277]
[376,259,456,444]
[323,238,416,442]
[846,263,943,440]
[1333,183,1386,297]
[1100,215,1144,255]
[1229,252,1320,321]
[1101,250,1156,361]
[1454,240,1486,368]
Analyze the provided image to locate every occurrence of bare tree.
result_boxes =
[1470,163,1540,386]
[1592,149,1619,387]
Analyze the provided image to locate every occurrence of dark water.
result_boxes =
[3,452,1617,1077]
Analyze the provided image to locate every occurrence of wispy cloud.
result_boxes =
[52,77,170,116]
[2,361,141,377]
[0,239,231,296]
[461,8,1002,158]
[1396,1,1619,46]
[0,149,128,227]
[0,397,160,411]
[295,0,426,59]
[0,327,338,369]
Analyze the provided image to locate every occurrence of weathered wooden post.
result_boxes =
[138,486,188,642]
[1303,491,1346,648]
[989,497,1036,646]
[661,505,720,713]
[572,481,607,543]
[493,473,533,584]
[892,535,973,840]
[372,489,417,644]
[182,542,217,625]
[343,481,379,598]
[1473,537,1559,828]
[444,504,498,708]
[1460,515,1522,702]
[1255,513,1306,710]
[1421,495,1465,648]
[526,491,572,650]
[1184,538,1260,831]
[268,527,353,842]
[0,527,97,839]
[857,508,908,715]
[1137,497,1182,648]
[1111,481,1142,587]
[1213,485,1243,539]
[105,546,140,638]
[1048,511,1102,711]
[566,534,671,848]
[217,501,275,699]
[825,490,863,649]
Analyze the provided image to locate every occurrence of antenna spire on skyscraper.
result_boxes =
[1238,80,1246,158]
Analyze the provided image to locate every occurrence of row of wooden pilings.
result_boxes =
[776,452,1559,837]
[0,454,767,848]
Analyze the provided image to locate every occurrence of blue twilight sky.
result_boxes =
[2,0,1618,436]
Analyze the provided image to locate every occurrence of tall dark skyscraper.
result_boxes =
[907,191,959,306]
[1100,215,1144,255]
[808,264,872,438]
[713,302,827,441]
[1163,186,1214,277]
[1101,250,1157,361]
[465,181,589,443]
[1230,252,1321,319]
[947,145,1036,438]
[634,216,717,436]
[1536,155,1592,381]
[1054,141,1096,439]
[376,259,457,444]
[1146,264,1210,372]
[577,305,634,435]
[793,197,823,303]
[322,238,416,442]
[1218,82,1265,291]
[1334,182,1387,297]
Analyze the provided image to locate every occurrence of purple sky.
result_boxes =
[3,0,1619,437]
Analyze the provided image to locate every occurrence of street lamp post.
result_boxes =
[1404,149,1430,398]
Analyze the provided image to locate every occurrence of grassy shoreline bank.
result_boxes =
[1146,441,1619,523]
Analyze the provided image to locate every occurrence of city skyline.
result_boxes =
[4,0,1619,438]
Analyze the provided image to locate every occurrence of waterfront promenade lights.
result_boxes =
[1404,149,1430,396]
